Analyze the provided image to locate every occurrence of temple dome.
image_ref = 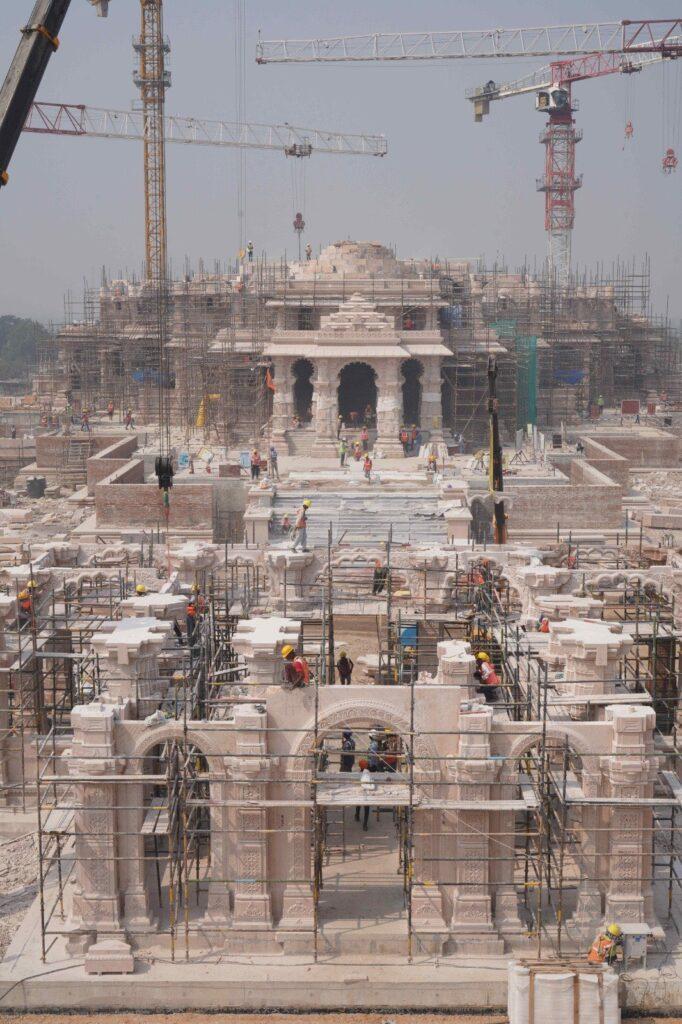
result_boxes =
[290,240,405,279]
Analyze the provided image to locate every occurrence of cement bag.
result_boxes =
[508,960,619,1024]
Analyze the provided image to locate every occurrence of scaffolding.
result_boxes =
[10,534,676,966]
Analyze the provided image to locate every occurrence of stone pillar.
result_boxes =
[90,618,171,712]
[264,551,320,613]
[432,638,477,705]
[229,704,273,929]
[167,541,221,588]
[279,781,315,932]
[513,566,573,628]
[311,360,338,456]
[603,705,657,925]
[271,356,293,444]
[232,615,301,692]
[67,703,133,969]
[548,619,633,700]
[573,770,604,934]
[421,357,443,442]
[375,358,404,457]
[449,705,504,953]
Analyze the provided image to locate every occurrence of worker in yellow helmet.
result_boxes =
[281,644,309,690]
[587,923,623,965]
[291,499,311,552]
[474,651,501,704]
[135,583,147,596]
[17,588,32,626]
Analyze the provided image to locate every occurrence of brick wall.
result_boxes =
[578,437,630,488]
[507,461,622,530]
[95,458,214,530]
[36,432,122,470]
[86,436,140,495]
[585,431,679,468]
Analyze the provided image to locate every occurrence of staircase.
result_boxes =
[286,426,316,457]
[60,437,94,487]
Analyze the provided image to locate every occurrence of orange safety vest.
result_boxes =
[187,602,197,619]
[293,656,310,684]
[20,598,31,614]
[587,934,615,964]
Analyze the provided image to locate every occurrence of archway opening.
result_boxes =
[337,362,377,427]
[511,740,586,934]
[312,723,408,952]
[401,358,423,427]
[292,358,314,422]
[141,738,212,929]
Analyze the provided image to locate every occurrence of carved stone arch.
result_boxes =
[127,722,226,779]
[504,723,599,784]
[288,697,441,781]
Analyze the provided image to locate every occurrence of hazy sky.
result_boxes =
[1,0,680,323]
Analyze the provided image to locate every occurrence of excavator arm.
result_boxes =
[0,0,107,187]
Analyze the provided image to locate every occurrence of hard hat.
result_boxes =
[339,650,347,657]
[282,644,295,659]
[191,583,200,592]
[27,579,37,589]
[606,923,622,938]
[302,499,311,508]
[18,590,29,600]
[135,584,147,595]
[476,651,490,662]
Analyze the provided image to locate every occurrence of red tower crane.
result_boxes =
[467,43,681,283]
[257,19,682,284]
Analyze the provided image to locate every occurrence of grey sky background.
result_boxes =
[1,0,680,324]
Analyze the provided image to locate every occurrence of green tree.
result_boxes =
[0,316,49,380]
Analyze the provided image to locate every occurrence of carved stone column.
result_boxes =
[279,781,315,932]
[375,358,405,457]
[264,550,320,614]
[90,618,171,712]
[449,705,504,953]
[229,704,273,930]
[271,356,293,444]
[232,615,301,693]
[573,770,604,934]
[67,703,134,971]
[421,357,444,442]
[549,619,633,700]
[311,360,338,456]
[603,705,657,925]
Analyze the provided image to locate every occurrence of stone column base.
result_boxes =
[84,937,135,975]
[279,884,315,931]
[311,437,341,457]
[232,892,273,929]
[376,437,409,458]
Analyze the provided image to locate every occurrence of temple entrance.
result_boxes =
[401,358,423,426]
[292,358,314,422]
[312,725,409,954]
[338,362,377,426]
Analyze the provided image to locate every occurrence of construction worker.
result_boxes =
[250,448,261,481]
[474,651,501,703]
[124,409,134,430]
[281,512,292,537]
[339,437,348,468]
[353,440,362,462]
[360,425,369,452]
[372,559,388,595]
[191,583,206,615]
[247,240,254,262]
[269,444,280,481]
[537,615,550,634]
[281,645,309,689]
[427,450,438,475]
[587,924,623,966]
[291,499,311,552]
[17,588,32,627]
[340,729,355,771]
[336,414,344,439]
[135,583,147,596]
[107,400,114,422]
[400,427,409,456]
[186,598,198,646]
[363,453,373,481]
[305,242,312,261]
[597,394,605,416]
[81,409,90,434]
[336,650,354,685]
